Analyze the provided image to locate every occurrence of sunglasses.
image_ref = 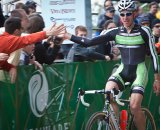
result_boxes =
[154,25,160,28]
[79,34,87,37]
[120,12,132,17]
[109,10,115,13]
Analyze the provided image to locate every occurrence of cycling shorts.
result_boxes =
[108,62,148,95]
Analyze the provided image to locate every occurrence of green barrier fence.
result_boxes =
[0,59,159,130]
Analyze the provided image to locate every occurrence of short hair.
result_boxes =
[10,9,26,19]
[149,1,158,9]
[27,14,45,33]
[4,17,21,34]
[104,0,113,8]
[15,2,26,9]
[15,3,29,14]
[103,20,115,29]
[75,25,88,35]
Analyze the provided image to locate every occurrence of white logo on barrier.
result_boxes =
[28,70,49,117]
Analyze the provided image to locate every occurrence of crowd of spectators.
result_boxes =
[0,0,160,83]
[95,0,160,57]
[0,1,65,83]
[66,25,111,62]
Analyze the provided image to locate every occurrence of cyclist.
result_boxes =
[63,0,160,129]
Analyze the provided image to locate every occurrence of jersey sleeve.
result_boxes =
[7,31,46,53]
[70,28,118,47]
[142,26,160,73]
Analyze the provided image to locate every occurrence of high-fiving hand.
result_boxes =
[45,23,66,37]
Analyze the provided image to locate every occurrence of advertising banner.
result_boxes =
[0,60,159,130]
[41,0,92,44]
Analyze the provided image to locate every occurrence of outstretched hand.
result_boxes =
[45,24,72,40]
[46,23,66,37]
[55,27,72,40]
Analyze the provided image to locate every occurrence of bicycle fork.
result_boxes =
[104,92,120,130]
[103,103,119,130]
[110,104,120,130]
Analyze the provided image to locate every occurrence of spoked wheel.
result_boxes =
[130,108,156,130]
[85,112,116,130]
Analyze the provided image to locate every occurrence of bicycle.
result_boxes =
[78,87,156,130]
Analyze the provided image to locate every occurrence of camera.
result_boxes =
[54,37,63,45]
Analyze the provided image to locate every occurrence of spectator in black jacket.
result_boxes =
[97,6,115,34]
[66,25,111,63]
[27,13,62,65]
[0,3,5,27]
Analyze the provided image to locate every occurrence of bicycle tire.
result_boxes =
[129,108,156,130]
[85,112,116,130]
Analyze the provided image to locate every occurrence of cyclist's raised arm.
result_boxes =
[64,28,118,47]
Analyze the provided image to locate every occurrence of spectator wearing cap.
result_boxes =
[152,19,160,43]
[138,14,150,27]
[25,1,37,15]
[97,0,113,24]
[96,0,121,36]
[97,6,115,34]
[146,1,159,28]
[151,19,160,54]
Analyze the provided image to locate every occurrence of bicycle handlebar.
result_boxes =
[115,95,125,106]
[78,88,125,107]
[80,95,90,107]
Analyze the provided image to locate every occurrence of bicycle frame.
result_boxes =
[109,104,120,130]
[78,88,124,130]
[78,88,156,130]
[106,94,131,130]
[103,92,120,130]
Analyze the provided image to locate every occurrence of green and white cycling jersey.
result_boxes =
[70,24,159,95]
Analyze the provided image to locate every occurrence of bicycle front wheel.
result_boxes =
[130,108,156,130]
[85,112,116,130]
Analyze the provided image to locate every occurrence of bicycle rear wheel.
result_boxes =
[85,112,116,130]
[130,108,156,130]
